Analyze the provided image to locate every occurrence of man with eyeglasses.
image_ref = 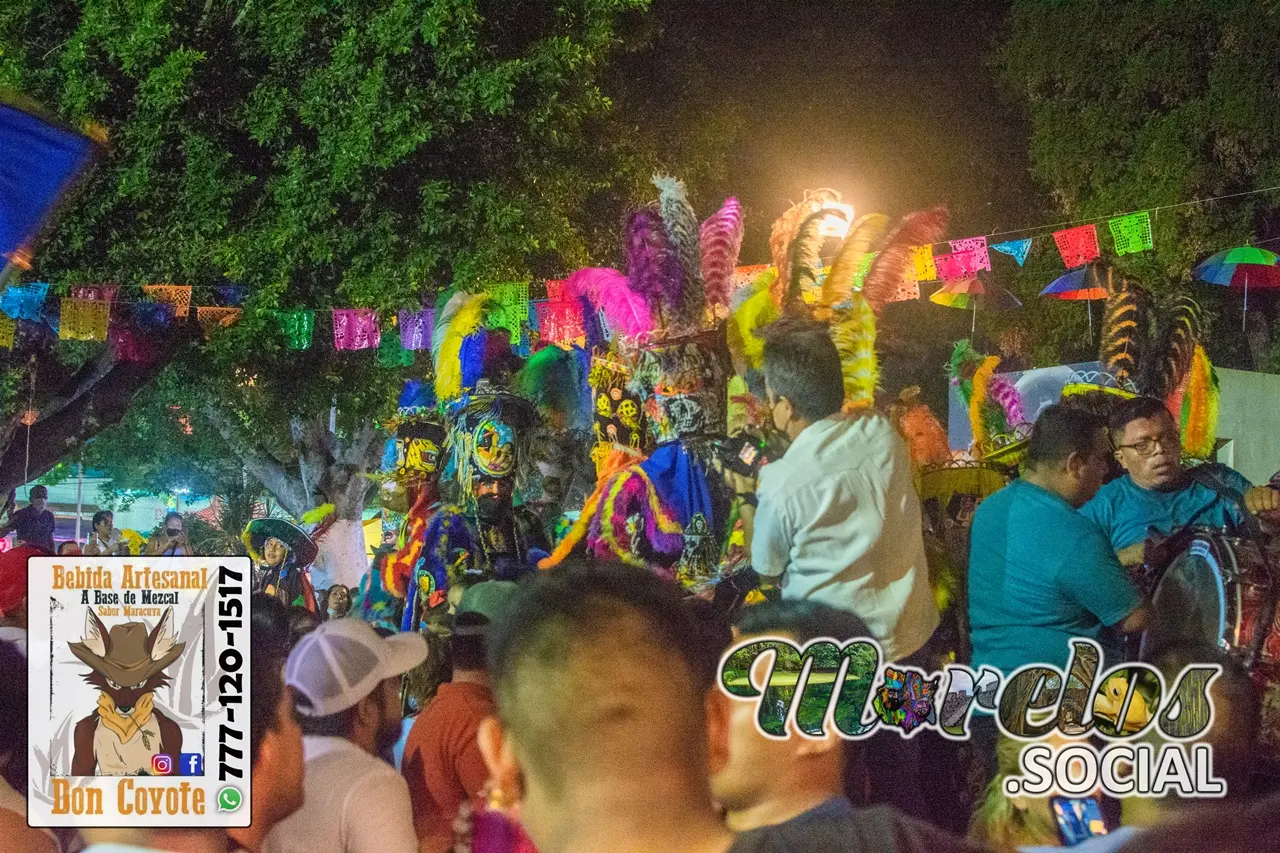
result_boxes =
[1082,396,1280,566]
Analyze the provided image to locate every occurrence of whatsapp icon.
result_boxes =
[216,786,243,812]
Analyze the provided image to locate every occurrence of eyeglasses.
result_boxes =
[1114,433,1181,458]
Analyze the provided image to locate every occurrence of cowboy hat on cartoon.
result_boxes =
[68,607,185,776]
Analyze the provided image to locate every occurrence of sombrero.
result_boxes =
[69,608,185,688]
[243,518,319,566]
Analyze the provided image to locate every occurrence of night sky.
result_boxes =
[625,0,1046,262]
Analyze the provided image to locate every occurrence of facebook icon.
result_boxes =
[179,753,204,776]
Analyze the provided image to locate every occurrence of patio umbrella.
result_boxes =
[1194,247,1280,330]
[930,275,1022,333]
[1040,264,1109,342]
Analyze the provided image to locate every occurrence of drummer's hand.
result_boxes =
[1245,486,1280,517]
[1116,543,1146,567]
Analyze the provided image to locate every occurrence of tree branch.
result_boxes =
[34,347,120,423]
[202,403,310,519]
[0,330,195,494]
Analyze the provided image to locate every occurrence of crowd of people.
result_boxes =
[0,493,191,560]
[4,183,1280,852]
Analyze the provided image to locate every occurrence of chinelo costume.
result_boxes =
[358,379,447,631]
[244,518,320,612]
[540,176,745,592]
[404,291,556,630]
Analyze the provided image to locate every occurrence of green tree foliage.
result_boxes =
[996,0,1280,371]
[0,0,690,519]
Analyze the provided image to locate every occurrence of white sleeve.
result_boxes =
[750,484,792,579]
[345,770,419,853]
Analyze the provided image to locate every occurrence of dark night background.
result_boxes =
[613,0,1041,261]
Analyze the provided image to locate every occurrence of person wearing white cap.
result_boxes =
[262,618,426,853]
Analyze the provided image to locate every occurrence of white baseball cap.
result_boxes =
[285,619,427,717]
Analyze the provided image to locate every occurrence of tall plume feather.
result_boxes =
[829,293,878,409]
[433,292,489,402]
[786,209,839,309]
[625,204,682,319]
[1141,293,1202,399]
[1099,273,1153,385]
[863,207,948,313]
[727,269,779,373]
[822,213,889,308]
[653,174,705,322]
[770,189,842,307]
[564,267,653,339]
[699,197,744,309]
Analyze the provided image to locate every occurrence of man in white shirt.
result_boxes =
[262,617,426,853]
[743,321,940,663]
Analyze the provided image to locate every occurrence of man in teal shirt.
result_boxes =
[1082,396,1280,566]
[969,406,1147,675]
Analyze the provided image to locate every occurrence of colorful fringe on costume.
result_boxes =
[382,488,439,599]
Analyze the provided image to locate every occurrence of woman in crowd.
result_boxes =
[244,517,319,613]
[145,511,192,556]
[322,584,351,620]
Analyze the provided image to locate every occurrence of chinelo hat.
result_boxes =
[68,607,185,689]
[243,517,319,567]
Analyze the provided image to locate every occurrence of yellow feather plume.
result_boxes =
[822,214,888,308]
[434,293,490,402]
[1182,344,1218,459]
[727,268,779,373]
[830,293,878,410]
[969,356,1000,448]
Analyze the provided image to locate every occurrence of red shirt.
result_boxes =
[401,681,495,853]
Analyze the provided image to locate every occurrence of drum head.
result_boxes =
[1143,544,1228,658]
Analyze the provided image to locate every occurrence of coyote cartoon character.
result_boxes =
[69,607,185,776]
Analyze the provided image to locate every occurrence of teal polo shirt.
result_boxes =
[1080,470,1250,552]
[968,479,1142,675]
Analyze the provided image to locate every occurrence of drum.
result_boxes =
[1141,530,1280,767]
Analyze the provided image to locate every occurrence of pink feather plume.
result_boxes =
[987,375,1025,426]
[564,267,653,338]
[699,197,744,309]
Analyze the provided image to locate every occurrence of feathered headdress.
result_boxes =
[769,189,842,307]
[862,207,948,313]
[1074,270,1215,453]
[618,180,741,340]
[699,197,744,310]
[822,214,888,310]
[1095,274,1204,403]
[888,387,952,468]
[432,291,491,403]
[515,343,591,433]
[653,174,704,323]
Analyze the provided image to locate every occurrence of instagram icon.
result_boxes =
[151,754,174,776]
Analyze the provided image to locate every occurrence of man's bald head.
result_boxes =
[486,562,717,798]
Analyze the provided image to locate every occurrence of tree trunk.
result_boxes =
[294,414,383,590]
[204,406,384,590]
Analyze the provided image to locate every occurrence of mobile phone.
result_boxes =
[717,433,765,478]
[1050,796,1109,846]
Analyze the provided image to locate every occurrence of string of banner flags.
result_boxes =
[3,192,1278,358]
